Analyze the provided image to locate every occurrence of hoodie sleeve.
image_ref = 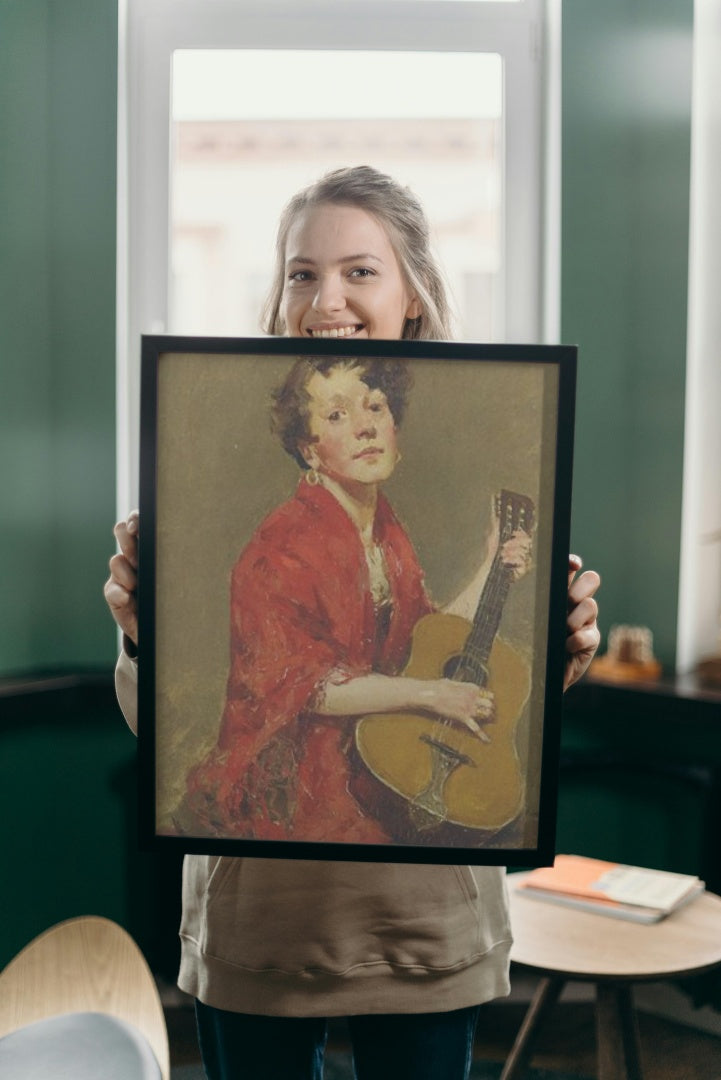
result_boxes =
[114,645,139,736]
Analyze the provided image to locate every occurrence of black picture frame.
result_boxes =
[138,335,576,866]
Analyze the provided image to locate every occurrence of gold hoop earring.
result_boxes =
[395,450,403,465]
[304,467,321,486]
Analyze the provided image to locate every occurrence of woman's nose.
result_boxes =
[355,411,377,438]
[312,274,345,314]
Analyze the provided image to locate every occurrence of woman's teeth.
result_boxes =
[310,326,360,338]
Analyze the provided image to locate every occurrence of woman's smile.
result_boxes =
[281,204,420,340]
[307,323,364,339]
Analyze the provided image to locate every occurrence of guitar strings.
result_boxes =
[459,552,511,685]
[442,495,532,725]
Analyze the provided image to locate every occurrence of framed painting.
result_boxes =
[137,336,576,865]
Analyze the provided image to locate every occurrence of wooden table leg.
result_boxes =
[596,982,643,1080]
[499,976,565,1080]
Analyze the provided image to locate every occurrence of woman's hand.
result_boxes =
[103,510,140,646]
[482,500,533,583]
[564,554,601,690]
[499,529,533,582]
[417,679,495,741]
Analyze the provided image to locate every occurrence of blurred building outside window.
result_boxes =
[170,50,503,342]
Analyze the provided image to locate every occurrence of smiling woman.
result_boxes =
[174,350,529,844]
[282,205,421,340]
[263,166,451,341]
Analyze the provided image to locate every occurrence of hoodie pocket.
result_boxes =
[454,864,480,905]
[181,856,510,976]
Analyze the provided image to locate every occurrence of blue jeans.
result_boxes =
[195,1000,481,1080]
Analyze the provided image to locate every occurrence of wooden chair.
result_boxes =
[0,915,169,1079]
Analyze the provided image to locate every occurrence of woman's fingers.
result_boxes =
[501,530,533,580]
[567,591,599,634]
[568,573,601,627]
[564,561,601,689]
[108,551,137,591]
[567,552,583,584]
[103,576,138,643]
[430,680,495,741]
[105,512,140,645]
[113,511,139,567]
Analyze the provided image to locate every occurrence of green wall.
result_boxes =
[562,0,693,669]
[0,0,118,675]
[0,0,129,970]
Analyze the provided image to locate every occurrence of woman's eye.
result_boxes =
[288,270,313,283]
[349,267,374,279]
[327,410,343,422]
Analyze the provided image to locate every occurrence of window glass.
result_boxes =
[170,50,503,341]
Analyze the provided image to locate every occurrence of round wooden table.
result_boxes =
[502,873,721,1080]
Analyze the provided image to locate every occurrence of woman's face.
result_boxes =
[281,203,421,340]
[300,365,399,489]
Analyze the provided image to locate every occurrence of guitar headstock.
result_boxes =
[494,489,535,542]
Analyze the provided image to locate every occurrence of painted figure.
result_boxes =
[177,355,532,843]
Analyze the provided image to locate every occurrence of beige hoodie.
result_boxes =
[116,650,512,1016]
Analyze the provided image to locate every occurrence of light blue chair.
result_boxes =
[0,916,169,1079]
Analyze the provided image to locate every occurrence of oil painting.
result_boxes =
[137,336,576,865]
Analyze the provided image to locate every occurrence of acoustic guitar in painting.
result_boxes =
[354,490,534,842]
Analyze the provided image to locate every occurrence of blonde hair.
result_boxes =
[262,166,453,341]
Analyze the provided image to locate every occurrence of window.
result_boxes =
[169,49,503,340]
[117,0,557,509]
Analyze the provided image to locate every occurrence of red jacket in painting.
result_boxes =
[185,480,433,844]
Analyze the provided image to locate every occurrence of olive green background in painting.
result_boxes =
[152,352,560,843]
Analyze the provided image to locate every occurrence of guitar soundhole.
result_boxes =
[443,654,488,686]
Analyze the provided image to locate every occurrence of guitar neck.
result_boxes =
[452,489,533,687]
[456,553,512,687]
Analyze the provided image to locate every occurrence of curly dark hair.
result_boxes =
[271,356,413,469]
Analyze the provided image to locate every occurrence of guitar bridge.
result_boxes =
[409,735,475,830]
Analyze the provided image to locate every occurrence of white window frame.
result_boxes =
[116,0,559,511]
[676,0,721,674]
